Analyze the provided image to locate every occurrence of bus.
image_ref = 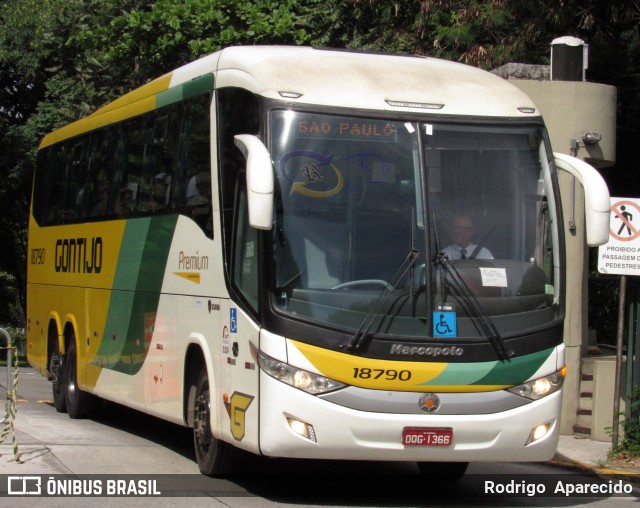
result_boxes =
[27,46,610,478]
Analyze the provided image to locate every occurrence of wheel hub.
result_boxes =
[194,393,211,448]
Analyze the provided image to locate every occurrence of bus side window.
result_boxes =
[177,94,213,236]
[59,141,87,223]
[233,183,259,311]
[217,88,260,279]
[34,145,67,226]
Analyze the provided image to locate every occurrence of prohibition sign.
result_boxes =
[610,200,640,241]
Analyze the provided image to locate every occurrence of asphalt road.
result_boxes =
[0,365,638,507]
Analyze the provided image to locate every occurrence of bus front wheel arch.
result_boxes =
[192,365,238,476]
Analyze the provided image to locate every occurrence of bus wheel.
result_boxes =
[416,461,468,481]
[49,344,67,413]
[64,337,94,419]
[193,367,236,476]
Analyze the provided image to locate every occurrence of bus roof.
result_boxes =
[40,46,541,149]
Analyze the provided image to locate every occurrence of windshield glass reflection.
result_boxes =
[269,111,560,340]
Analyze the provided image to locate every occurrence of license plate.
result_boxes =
[402,427,453,447]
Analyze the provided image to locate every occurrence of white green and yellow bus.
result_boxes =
[27,46,610,478]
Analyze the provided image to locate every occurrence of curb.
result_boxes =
[549,456,640,483]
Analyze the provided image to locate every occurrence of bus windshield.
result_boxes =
[269,110,560,341]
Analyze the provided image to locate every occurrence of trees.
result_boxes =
[1,0,639,326]
[0,0,320,325]
[0,0,83,326]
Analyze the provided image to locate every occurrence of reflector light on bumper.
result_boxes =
[287,417,317,442]
[526,421,553,445]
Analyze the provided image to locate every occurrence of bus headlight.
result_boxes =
[507,367,565,400]
[258,351,346,395]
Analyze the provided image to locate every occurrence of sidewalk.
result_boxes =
[2,364,640,478]
[553,434,640,478]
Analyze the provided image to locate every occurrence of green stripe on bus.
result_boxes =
[420,347,554,387]
[94,215,178,375]
[112,219,151,291]
[184,73,215,98]
[472,347,554,386]
[156,73,214,109]
[135,215,178,293]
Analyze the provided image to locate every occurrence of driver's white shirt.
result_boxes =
[442,243,493,260]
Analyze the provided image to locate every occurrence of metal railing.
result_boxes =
[0,327,22,462]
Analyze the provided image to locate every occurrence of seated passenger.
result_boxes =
[90,171,110,217]
[113,183,137,216]
[139,173,171,213]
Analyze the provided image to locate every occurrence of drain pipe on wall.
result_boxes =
[568,139,579,235]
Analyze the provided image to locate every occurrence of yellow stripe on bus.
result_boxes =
[39,74,173,149]
[289,339,448,392]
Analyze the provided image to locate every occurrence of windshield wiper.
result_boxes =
[431,212,512,361]
[342,248,420,352]
[435,252,514,361]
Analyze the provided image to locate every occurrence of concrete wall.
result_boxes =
[592,357,626,442]
[511,80,616,169]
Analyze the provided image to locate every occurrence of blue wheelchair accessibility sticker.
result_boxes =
[433,311,457,338]
[230,308,237,333]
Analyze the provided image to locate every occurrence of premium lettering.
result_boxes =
[178,251,209,270]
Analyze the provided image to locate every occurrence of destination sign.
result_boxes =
[296,118,397,142]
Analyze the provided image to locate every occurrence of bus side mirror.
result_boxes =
[234,134,274,230]
[554,153,610,246]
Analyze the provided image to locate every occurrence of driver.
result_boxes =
[442,215,493,260]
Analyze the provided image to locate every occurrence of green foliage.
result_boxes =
[0,324,26,362]
[0,272,24,327]
[69,0,320,92]
[0,0,640,331]
[611,386,640,457]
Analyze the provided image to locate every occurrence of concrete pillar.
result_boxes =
[558,170,588,434]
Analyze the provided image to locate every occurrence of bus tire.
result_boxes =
[49,343,67,413]
[193,366,236,476]
[64,336,95,419]
[416,461,468,481]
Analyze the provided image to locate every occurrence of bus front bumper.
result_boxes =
[258,372,561,463]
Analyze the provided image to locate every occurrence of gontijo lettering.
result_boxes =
[54,237,102,273]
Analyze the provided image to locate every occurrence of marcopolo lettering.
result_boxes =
[55,237,103,274]
[390,343,464,357]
